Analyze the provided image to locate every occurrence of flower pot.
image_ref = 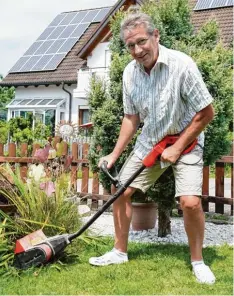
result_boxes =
[131,202,158,231]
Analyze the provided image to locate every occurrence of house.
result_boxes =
[0,0,232,135]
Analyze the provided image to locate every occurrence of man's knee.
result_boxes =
[180,196,202,211]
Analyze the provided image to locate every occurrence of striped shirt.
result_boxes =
[122,44,213,163]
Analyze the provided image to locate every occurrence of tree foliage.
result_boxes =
[0,74,15,121]
[0,75,15,109]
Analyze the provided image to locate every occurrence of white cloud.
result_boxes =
[0,0,117,77]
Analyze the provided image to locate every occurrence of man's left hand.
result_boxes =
[160,145,182,164]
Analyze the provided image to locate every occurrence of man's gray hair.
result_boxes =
[120,6,155,41]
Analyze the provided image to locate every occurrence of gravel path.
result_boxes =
[82,213,233,247]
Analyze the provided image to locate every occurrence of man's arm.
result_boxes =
[161,104,214,163]
[98,113,140,168]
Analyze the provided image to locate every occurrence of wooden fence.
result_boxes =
[0,141,233,215]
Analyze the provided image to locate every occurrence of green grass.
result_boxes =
[0,238,232,295]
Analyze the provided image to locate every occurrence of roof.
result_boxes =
[189,0,233,45]
[0,8,111,87]
[1,0,232,87]
[6,97,65,109]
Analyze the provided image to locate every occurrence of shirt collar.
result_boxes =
[135,44,169,72]
[157,44,169,66]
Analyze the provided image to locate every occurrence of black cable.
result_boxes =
[175,143,204,166]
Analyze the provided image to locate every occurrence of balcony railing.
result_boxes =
[74,67,110,98]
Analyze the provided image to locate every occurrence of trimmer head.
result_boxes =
[14,230,70,269]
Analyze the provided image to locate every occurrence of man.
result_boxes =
[89,10,215,285]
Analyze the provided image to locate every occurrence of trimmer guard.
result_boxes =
[14,229,70,269]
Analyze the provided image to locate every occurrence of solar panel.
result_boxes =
[48,26,66,39]
[20,56,41,72]
[46,39,66,54]
[31,55,54,71]
[9,7,112,73]
[9,56,30,72]
[92,7,111,22]
[48,14,66,26]
[70,23,89,38]
[37,27,55,40]
[194,0,233,10]
[57,38,77,53]
[34,40,54,55]
[70,11,88,24]
[82,9,100,22]
[59,25,77,38]
[24,41,43,55]
[43,53,66,70]
[59,12,78,25]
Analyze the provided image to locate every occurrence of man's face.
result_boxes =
[124,24,159,72]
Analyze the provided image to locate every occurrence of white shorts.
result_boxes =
[118,146,203,197]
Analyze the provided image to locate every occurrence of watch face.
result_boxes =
[59,124,74,136]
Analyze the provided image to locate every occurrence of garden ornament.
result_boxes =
[34,145,50,162]
[13,135,197,269]
[28,164,46,183]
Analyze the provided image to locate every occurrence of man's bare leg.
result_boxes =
[180,195,204,261]
[180,195,215,284]
[112,186,136,252]
[89,186,136,266]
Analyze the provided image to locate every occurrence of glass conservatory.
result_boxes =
[6,97,66,128]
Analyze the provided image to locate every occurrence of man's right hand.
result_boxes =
[98,153,118,169]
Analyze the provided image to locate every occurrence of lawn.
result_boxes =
[0,238,232,295]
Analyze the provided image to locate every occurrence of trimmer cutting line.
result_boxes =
[14,135,197,269]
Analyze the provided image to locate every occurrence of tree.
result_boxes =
[0,74,15,121]
[88,0,233,236]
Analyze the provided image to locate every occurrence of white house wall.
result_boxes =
[74,42,110,99]
[87,42,111,69]
[13,84,86,125]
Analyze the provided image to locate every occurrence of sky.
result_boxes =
[0,0,118,78]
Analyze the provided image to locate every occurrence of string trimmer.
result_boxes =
[14,135,197,269]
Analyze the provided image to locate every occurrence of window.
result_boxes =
[60,112,65,121]
[194,0,233,11]
[0,110,7,121]
[79,109,90,125]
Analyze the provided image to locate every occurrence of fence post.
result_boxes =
[81,143,89,193]
[19,143,28,182]
[215,162,224,214]
[71,143,78,190]
[202,166,209,212]
[231,163,233,215]
[32,143,40,156]
[0,143,4,156]
[8,143,16,157]
[92,172,99,194]
[62,142,68,156]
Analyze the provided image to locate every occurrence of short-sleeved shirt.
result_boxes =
[122,44,213,161]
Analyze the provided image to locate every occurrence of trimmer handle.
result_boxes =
[143,135,198,167]
[100,161,119,187]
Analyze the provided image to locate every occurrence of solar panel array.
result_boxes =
[10,7,111,73]
[194,0,233,10]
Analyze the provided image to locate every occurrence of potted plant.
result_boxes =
[147,167,176,237]
[131,166,176,235]
[131,190,158,231]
